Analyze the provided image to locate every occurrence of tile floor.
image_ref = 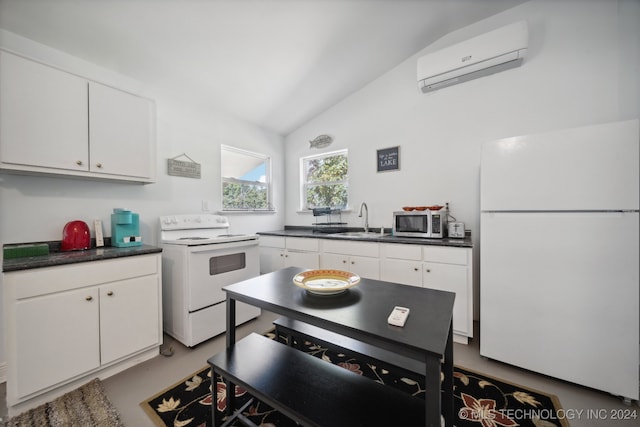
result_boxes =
[2,313,639,426]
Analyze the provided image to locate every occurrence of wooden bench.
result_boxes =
[274,316,426,378]
[207,332,425,427]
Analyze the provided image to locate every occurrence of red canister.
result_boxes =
[61,220,91,251]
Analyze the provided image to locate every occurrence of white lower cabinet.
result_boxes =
[423,262,470,340]
[259,236,319,273]
[259,235,473,343]
[322,253,381,280]
[4,253,162,414]
[285,250,320,270]
[381,243,473,344]
[379,258,422,286]
[379,244,422,286]
[259,241,285,273]
[15,287,101,398]
[321,240,380,280]
[99,275,160,364]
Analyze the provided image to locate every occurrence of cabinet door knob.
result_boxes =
[85,296,93,301]
[76,160,83,166]
[414,267,419,271]
[342,260,347,263]
[351,261,355,264]
[96,163,103,168]
[426,269,431,273]
[107,291,114,296]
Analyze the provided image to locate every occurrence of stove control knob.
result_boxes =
[195,216,202,223]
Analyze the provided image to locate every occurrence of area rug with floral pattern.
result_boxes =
[141,330,569,427]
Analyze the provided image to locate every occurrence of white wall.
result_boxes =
[0,30,285,374]
[283,0,639,318]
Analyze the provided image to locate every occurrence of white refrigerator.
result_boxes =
[480,119,639,401]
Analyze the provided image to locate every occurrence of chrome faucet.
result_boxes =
[358,202,369,233]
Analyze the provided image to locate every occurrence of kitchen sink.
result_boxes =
[328,231,389,239]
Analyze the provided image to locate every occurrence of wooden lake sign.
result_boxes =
[377,146,399,172]
[168,154,201,179]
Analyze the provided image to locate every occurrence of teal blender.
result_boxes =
[111,209,142,247]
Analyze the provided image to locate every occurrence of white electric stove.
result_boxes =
[159,214,260,347]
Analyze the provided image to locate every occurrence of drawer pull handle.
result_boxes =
[107,291,114,296]
[85,296,93,301]
[76,160,83,166]
[96,163,103,168]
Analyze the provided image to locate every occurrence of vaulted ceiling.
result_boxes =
[0,0,525,135]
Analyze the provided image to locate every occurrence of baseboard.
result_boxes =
[0,361,7,383]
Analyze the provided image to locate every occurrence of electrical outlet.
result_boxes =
[202,200,210,212]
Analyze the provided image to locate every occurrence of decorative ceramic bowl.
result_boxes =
[293,269,361,295]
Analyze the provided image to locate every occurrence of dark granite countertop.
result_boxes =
[3,240,162,272]
[257,226,473,248]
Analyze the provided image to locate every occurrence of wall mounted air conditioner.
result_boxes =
[417,21,528,93]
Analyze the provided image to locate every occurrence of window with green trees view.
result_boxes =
[222,145,272,211]
[301,149,348,210]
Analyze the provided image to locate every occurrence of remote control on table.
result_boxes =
[387,306,410,327]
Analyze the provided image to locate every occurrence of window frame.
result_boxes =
[299,149,349,211]
[221,145,273,212]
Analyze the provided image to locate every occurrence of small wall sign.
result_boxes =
[168,153,201,179]
[377,146,400,172]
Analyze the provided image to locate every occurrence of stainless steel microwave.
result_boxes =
[392,209,448,238]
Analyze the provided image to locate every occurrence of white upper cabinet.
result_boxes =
[88,82,154,179]
[0,50,156,183]
[0,51,89,171]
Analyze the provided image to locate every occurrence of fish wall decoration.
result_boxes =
[309,134,333,149]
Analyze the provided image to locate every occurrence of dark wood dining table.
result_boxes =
[223,266,455,427]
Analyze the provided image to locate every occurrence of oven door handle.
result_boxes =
[187,240,258,253]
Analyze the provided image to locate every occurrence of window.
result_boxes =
[301,149,348,210]
[221,145,272,211]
